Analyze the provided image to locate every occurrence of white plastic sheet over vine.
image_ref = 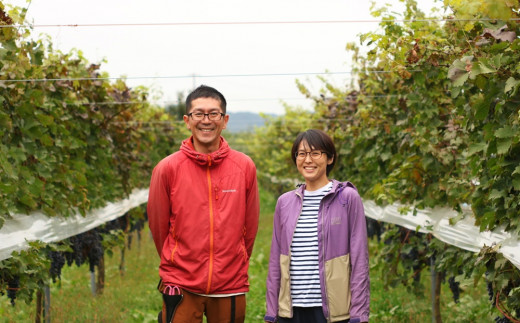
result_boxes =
[0,189,148,261]
[0,188,518,270]
[363,201,520,269]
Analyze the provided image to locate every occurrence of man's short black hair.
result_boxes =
[185,85,227,114]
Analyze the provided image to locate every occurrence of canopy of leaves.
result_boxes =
[245,0,520,318]
[0,5,185,226]
[0,3,189,303]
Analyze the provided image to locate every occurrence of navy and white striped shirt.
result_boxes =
[290,181,332,307]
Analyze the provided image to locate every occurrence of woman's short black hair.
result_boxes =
[291,129,337,176]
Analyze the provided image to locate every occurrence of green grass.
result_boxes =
[0,188,498,322]
[368,237,495,322]
[1,230,162,323]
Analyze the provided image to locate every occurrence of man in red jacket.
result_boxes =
[147,85,260,323]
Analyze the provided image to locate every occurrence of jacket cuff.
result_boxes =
[264,315,277,322]
[350,315,370,323]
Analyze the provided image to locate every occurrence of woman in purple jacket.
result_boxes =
[264,129,370,323]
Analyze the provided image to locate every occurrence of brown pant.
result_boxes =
[172,290,246,323]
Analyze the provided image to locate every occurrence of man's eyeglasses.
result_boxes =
[188,112,225,121]
[295,150,325,160]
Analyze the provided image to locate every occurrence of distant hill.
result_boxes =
[225,111,271,133]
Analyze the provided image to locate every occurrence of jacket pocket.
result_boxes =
[325,254,351,321]
[278,254,292,318]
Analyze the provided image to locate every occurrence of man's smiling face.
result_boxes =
[183,97,229,154]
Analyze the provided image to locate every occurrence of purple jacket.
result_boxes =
[265,180,370,323]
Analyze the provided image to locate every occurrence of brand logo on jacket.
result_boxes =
[222,189,237,193]
[331,216,341,225]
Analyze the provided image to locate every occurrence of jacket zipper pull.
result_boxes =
[215,187,219,200]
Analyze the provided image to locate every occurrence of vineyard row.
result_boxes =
[1,189,517,270]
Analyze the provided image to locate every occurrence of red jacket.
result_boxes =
[147,136,259,295]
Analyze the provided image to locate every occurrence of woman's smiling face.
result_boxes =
[296,140,333,190]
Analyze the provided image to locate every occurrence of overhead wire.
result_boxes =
[1,18,520,29]
[2,10,515,109]
[58,97,312,106]
[57,94,414,108]
[37,91,409,107]
[0,70,421,83]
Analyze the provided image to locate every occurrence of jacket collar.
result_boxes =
[295,179,353,196]
[180,136,230,166]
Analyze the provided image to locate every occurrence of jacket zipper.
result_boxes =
[320,196,331,322]
[206,155,214,294]
[321,185,340,322]
[170,224,177,263]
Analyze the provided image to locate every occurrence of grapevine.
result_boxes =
[6,276,20,306]
[48,251,66,283]
[242,0,520,319]
[0,0,184,309]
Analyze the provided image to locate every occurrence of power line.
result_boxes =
[2,18,519,29]
[1,72,350,83]
[233,97,308,102]
[110,121,184,125]
[66,97,311,105]
[0,70,414,83]
[51,93,434,107]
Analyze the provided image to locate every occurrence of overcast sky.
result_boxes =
[7,0,440,115]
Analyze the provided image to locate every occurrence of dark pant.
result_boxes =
[171,290,246,323]
[277,307,349,323]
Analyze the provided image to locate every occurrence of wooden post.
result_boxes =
[96,255,105,295]
[433,271,443,323]
[137,230,142,250]
[430,257,442,323]
[35,289,43,323]
[119,246,126,276]
[90,270,96,296]
[44,285,51,323]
